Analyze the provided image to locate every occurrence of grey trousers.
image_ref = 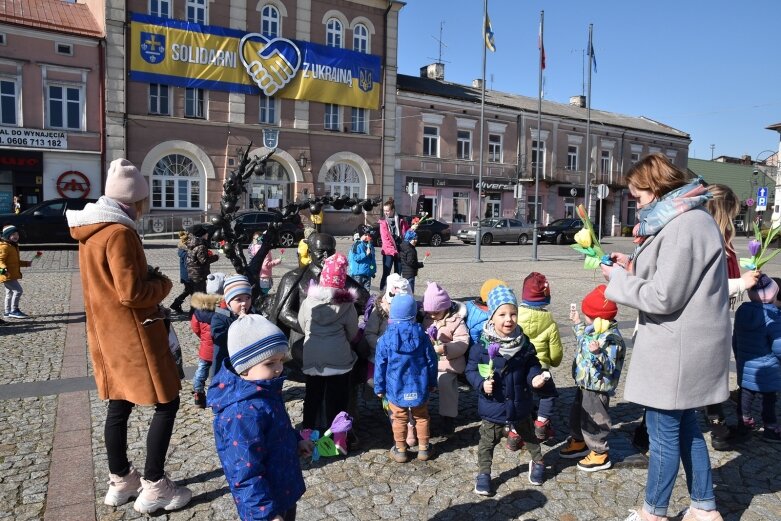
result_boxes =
[477,418,542,474]
[569,387,611,453]
[437,371,460,418]
[4,280,22,313]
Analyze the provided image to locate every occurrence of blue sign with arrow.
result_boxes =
[758,186,769,199]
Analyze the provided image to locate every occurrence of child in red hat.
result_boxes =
[559,284,626,473]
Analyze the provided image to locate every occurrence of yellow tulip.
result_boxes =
[593,317,609,335]
[574,228,592,248]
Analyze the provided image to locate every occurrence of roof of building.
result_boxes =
[397,73,690,141]
[688,157,775,202]
[0,0,102,38]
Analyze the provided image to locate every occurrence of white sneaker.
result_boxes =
[133,475,192,514]
[104,466,142,506]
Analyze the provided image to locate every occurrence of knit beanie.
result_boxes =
[423,282,451,313]
[581,285,618,320]
[227,314,289,375]
[404,229,417,242]
[223,274,252,304]
[320,253,348,289]
[389,293,417,322]
[384,273,410,303]
[105,158,148,204]
[206,272,226,295]
[748,274,780,304]
[522,272,551,307]
[487,285,518,319]
[480,279,506,304]
[2,225,18,240]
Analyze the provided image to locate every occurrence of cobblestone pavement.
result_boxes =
[2,238,781,520]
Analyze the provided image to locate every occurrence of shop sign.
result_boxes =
[0,127,67,150]
[406,177,472,189]
[56,171,91,199]
[474,180,515,191]
[0,149,43,172]
[129,13,382,109]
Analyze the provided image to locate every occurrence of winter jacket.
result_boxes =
[606,207,731,410]
[0,239,30,282]
[209,369,305,520]
[518,304,564,369]
[421,302,470,374]
[258,252,281,280]
[464,300,490,348]
[67,197,179,405]
[210,307,240,376]
[465,329,543,424]
[572,321,626,395]
[186,236,218,283]
[374,320,438,407]
[348,239,376,278]
[399,241,424,279]
[177,235,190,283]
[298,284,360,375]
[378,215,409,256]
[733,301,781,392]
[190,292,223,363]
[364,297,391,363]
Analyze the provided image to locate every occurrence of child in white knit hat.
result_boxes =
[210,314,312,521]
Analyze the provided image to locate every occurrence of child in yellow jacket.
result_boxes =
[518,272,563,441]
[0,225,32,319]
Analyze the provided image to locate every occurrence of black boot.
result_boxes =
[709,419,731,451]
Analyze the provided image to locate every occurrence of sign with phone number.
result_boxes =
[0,127,67,149]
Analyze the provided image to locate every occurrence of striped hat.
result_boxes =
[2,225,18,239]
[223,274,252,304]
[487,285,518,319]
[228,314,289,375]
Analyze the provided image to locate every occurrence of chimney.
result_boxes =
[741,154,752,165]
[419,62,445,81]
[570,95,586,108]
[472,78,483,89]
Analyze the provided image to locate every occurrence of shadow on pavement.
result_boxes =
[429,488,547,520]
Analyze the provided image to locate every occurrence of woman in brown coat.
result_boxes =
[67,158,191,514]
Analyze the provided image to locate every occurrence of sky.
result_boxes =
[397,0,781,161]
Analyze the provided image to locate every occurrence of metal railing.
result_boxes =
[137,211,210,239]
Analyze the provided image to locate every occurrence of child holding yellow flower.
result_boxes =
[559,285,626,473]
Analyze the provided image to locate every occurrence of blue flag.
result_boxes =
[589,39,597,73]
[485,14,496,52]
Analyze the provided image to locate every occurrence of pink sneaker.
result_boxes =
[133,475,192,514]
[104,466,141,506]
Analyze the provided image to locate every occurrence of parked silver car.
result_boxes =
[457,218,533,245]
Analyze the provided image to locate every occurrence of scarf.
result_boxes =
[633,177,711,247]
[482,322,527,360]
[65,196,138,230]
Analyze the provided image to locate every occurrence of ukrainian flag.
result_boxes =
[484,14,495,52]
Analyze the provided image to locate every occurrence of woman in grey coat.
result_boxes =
[601,154,727,521]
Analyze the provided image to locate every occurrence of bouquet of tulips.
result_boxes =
[301,412,353,461]
[740,222,781,270]
[570,204,611,269]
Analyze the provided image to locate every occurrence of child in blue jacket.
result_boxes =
[209,314,313,521]
[465,285,550,496]
[374,293,438,463]
[347,232,376,292]
[464,279,506,347]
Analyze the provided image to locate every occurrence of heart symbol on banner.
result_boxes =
[239,33,302,96]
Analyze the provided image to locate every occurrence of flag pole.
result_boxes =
[584,23,593,220]
[532,10,544,261]
[475,0,488,263]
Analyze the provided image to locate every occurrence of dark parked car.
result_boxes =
[355,219,451,247]
[0,197,96,244]
[537,218,584,244]
[229,210,304,248]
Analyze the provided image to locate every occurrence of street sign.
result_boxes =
[746,198,755,207]
[406,181,419,196]
[758,186,769,199]
[596,184,609,200]
[757,196,768,211]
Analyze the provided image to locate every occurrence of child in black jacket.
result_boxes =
[399,230,424,293]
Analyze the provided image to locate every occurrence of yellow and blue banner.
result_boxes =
[129,14,382,109]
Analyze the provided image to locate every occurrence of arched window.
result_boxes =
[261,5,279,38]
[326,18,342,48]
[248,160,291,210]
[151,154,201,209]
[353,23,368,53]
[325,163,362,200]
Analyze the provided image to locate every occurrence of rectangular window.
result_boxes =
[631,152,641,164]
[627,200,637,226]
[423,126,439,157]
[152,178,201,209]
[324,104,340,130]
[0,79,17,125]
[531,139,545,174]
[600,150,611,175]
[185,88,205,118]
[351,107,366,133]
[47,84,82,130]
[457,130,472,160]
[55,43,73,56]
[488,134,502,162]
[186,0,207,24]
[452,191,471,223]
[259,93,276,124]
[0,34,6,45]
[149,84,170,115]
[567,145,578,170]
[149,0,170,17]
[527,195,541,224]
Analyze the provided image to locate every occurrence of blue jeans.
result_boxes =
[192,359,212,393]
[352,275,372,293]
[406,277,415,293]
[644,408,716,516]
[379,254,399,290]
